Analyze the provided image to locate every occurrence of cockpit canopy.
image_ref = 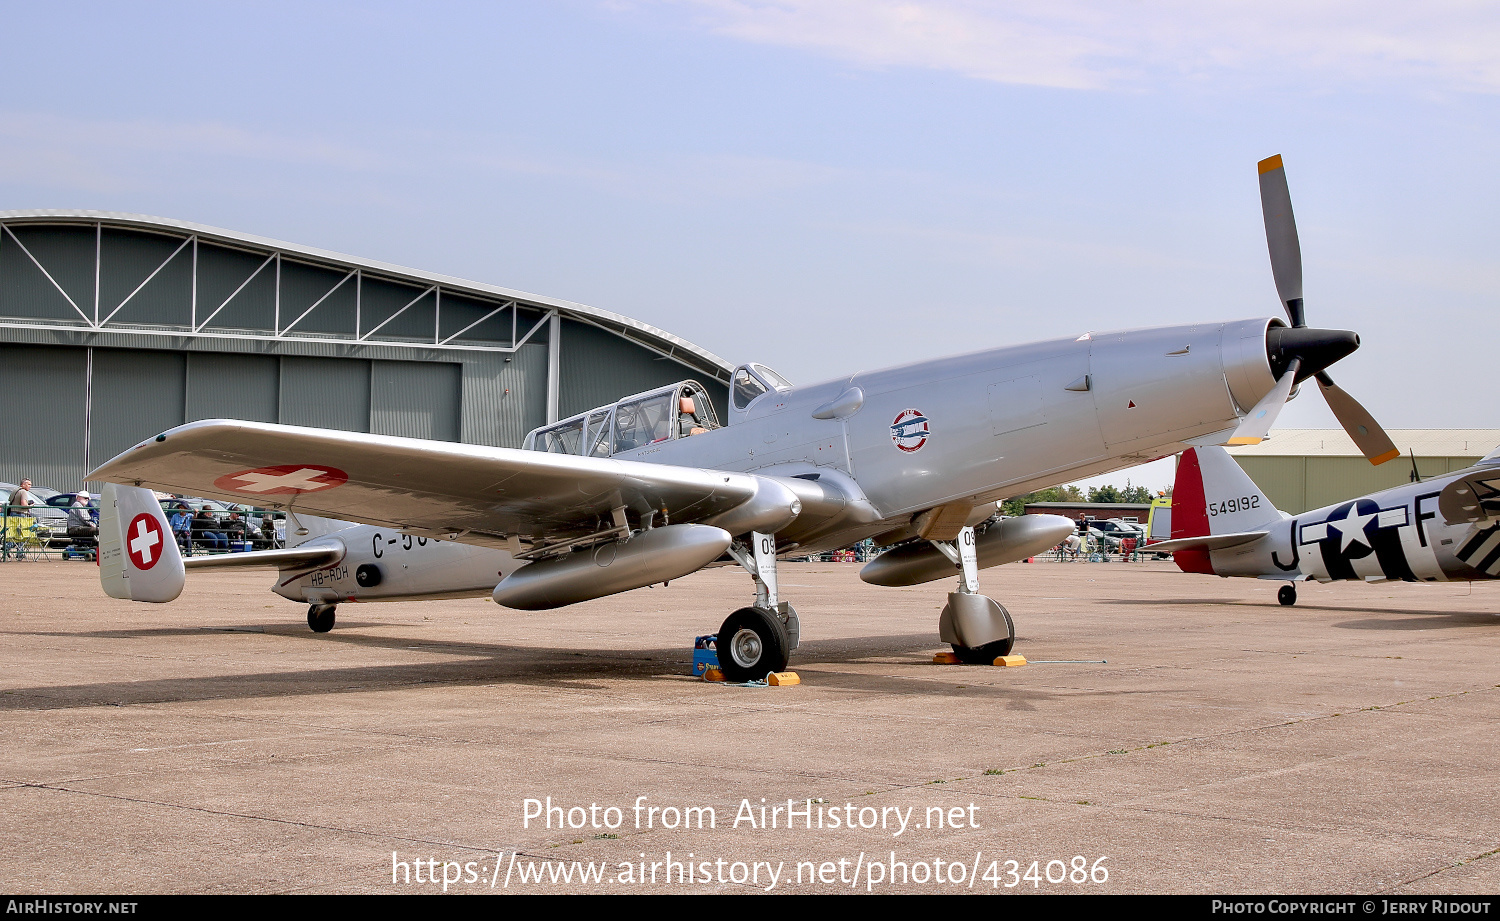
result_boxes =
[730,363,792,414]
[523,380,723,458]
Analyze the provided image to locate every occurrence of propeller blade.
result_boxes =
[1315,372,1400,465]
[1227,358,1299,446]
[1258,154,1305,327]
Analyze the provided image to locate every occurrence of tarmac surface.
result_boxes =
[2,557,1498,895]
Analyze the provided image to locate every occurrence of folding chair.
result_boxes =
[3,517,47,561]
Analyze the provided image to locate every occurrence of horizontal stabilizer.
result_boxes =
[1146,531,1269,554]
[183,543,344,572]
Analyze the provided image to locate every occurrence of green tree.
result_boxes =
[1087,485,1121,503]
[1001,484,1085,516]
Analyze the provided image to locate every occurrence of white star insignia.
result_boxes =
[1327,509,1376,551]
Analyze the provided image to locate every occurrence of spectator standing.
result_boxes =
[9,479,37,517]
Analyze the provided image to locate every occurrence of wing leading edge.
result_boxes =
[90,420,799,551]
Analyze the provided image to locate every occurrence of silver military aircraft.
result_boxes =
[91,155,1399,680]
[1148,443,1500,605]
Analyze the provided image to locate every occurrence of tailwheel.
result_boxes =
[307,604,337,633]
[1278,584,1297,606]
[717,606,790,682]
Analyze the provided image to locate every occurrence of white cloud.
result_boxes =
[0,111,388,174]
[652,0,1500,93]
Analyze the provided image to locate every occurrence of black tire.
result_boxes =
[717,606,790,682]
[1278,584,1297,606]
[950,602,1015,663]
[951,638,1015,664]
[356,564,382,587]
[307,604,337,633]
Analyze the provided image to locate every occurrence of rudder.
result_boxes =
[1170,446,1281,574]
[99,483,185,603]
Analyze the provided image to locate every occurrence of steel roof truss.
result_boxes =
[439,299,516,346]
[357,283,436,341]
[278,265,357,336]
[100,234,194,327]
[192,250,277,333]
[2,224,92,325]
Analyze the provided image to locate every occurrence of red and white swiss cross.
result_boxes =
[126,513,165,571]
[213,464,349,496]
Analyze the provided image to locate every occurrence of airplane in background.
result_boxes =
[1149,444,1500,605]
[91,156,1399,680]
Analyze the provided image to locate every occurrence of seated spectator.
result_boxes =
[192,507,228,552]
[169,503,194,553]
[223,511,251,547]
[257,514,282,550]
[66,492,98,547]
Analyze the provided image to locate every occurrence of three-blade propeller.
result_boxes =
[1232,155,1399,466]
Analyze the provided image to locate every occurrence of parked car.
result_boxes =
[45,492,99,510]
[1085,519,1145,552]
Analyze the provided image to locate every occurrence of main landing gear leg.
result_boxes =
[307,603,337,633]
[718,531,799,682]
[933,525,1015,664]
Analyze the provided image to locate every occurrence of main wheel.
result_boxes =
[1278,584,1297,606]
[950,601,1015,663]
[717,606,790,682]
[307,604,337,633]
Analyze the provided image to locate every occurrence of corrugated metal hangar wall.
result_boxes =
[1227,430,1498,515]
[0,212,731,492]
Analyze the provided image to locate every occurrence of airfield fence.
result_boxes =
[1,502,285,562]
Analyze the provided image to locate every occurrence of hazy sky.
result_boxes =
[4,2,1497,489]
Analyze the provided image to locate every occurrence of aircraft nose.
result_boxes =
[1265,326,1359,383]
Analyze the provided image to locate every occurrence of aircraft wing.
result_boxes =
[90,420,797,552]
[1145,531,1269,554]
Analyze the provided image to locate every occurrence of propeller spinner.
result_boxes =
[1229,155,1399,466]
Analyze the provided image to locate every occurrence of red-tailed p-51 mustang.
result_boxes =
[92,156,1399,679]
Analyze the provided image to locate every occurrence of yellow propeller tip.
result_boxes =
[1258,155,1283,174]
[1370,448,1401,466]
[1226,437,1263,445]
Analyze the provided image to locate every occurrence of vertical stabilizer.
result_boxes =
[99,484,185,603]
[1170,446,1281,574]
[286,511,355,547]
